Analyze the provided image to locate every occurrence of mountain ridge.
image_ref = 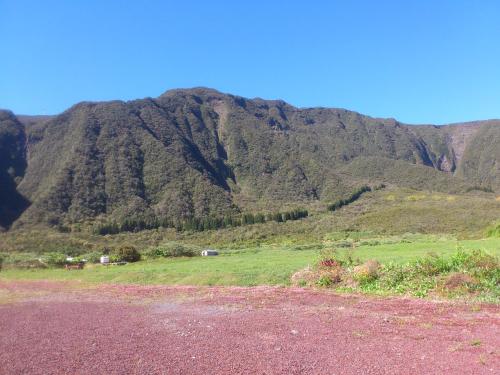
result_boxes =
[12,86,500,126]
[1,88,499,230]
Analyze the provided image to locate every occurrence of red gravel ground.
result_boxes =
[0,281,499,374]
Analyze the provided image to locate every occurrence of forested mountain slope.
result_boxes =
[0,88,498,229]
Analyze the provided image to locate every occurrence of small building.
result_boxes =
[201,249,218,256]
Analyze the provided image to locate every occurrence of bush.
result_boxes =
[466,250,498,273]
[319,259,340,268]
[316,268,343,285]
[334,240,354,248]
[443,272,477,291]
[352,259,380,283]
[302,249,498,300]
[409,253,451,276]
[294,248,347,288]
[381,263,408,288]
[466,186,494,193]
[145,242,197,258]
[79,251,102,264]
[317,247,360,268]
[1,253,47,269]
[43,252,68,267]
[486,222,500,238]
[13,259,48,269]
[316,274,334,287]
[291,266,317,287]
[113,245,141,262]
[318,247,342,265]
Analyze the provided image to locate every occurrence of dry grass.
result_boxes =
[290,266,316,287]
[352,259,380,281]
[443,273,477,290]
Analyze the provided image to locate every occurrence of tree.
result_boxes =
[114,245,141,262]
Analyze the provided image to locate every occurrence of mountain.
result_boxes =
[0,88,499,230]
[0,111,30,230]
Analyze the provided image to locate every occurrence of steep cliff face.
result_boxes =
[1,88,498,228]
[411,120,500,181]
[0,110,30,229]
[454,122,500,189]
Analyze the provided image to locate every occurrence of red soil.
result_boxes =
[0,281,499,374]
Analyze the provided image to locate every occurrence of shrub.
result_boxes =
[317,268,343,285]
[319,259,340,268]
[14,259,48,269]
[272,212,283,222]
[296,249,497,300]
[318,247,343,266]
[79,251,102,264]
[316,274,334,287]
[359,240,381,246]
[1,253,48,269]
[464,249,498,273]
[486,222,500,238]
[317,246,360,269]
[107,254,121,263]
[93,222,120,235]
[145,242,197,258]
[43,252,68,267]
[381,263,408,288]
[55,225,71,233]
[290,266,317,287]
[334,240,354,248]
[410,254,451,276]
[443,272,477,291]
[114,245,141,262]
[352,259,380,283]
[466,186,494,193]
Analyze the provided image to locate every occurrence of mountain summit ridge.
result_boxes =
[1,88,499,230]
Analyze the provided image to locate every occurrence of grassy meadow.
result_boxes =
[2,235,498,286]
[1,188,498,301]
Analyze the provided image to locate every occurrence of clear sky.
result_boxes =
[1,1,499,124]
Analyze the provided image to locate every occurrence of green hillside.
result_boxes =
[0,111,29,230]
[0,88,499,230]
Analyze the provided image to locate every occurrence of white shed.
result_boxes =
[201,249,219,256]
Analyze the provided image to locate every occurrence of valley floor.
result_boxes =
[2,236,499,287]
[0,281,498,374]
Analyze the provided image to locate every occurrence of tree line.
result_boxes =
[327,184,385,212]
[93,208,309,235]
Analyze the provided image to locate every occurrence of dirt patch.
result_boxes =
[0,281,499,374]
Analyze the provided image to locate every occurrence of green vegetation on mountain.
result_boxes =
[92,207,308,235]
[0,111,29,230]
[0,187,498,255]
[455,122,500,189]
[327,185,373,211]
[0,88,499,231]
[487,222,500,237]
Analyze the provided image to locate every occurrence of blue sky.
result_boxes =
[1,1,499,124]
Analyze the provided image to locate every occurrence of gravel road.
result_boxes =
[0,281,498,374]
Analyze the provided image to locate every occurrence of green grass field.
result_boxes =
[2,236,499,287]
[1,187,498,302]
[1,187,498,254]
